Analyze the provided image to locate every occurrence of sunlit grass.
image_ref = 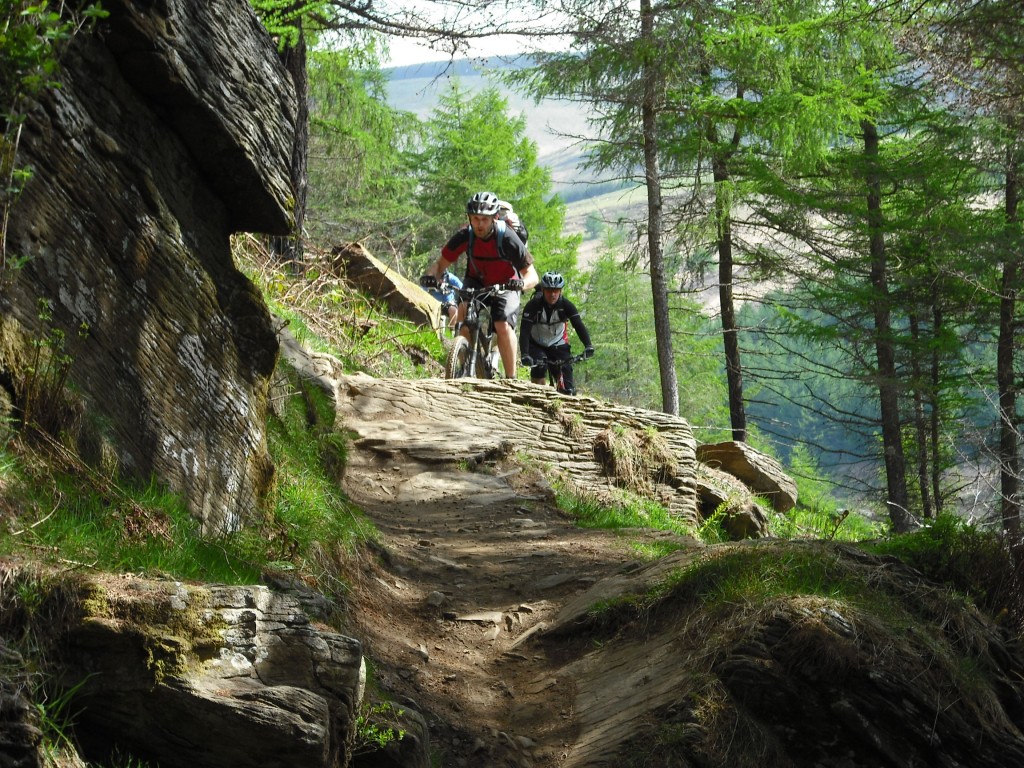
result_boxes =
[554,480,690,534]
[629,540,689,561]
[771,505,886,541]
[235,235,443,379]
[590,544,874,622]
[0,447,263,583]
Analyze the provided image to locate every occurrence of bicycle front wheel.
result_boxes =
[445,336,474,378]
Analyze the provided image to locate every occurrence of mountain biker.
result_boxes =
[519,271,594,395]
[422,191,539,377]
[425,268,463,330]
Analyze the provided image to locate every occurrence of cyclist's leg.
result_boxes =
[491,290,522,377]
[552,345,575,394]
[528,342,547,385]
[441,301,457,329]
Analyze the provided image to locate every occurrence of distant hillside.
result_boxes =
[383,56,593,192]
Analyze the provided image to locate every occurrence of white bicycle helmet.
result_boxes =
[466,191,500,216]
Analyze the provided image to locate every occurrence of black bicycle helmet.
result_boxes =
[466,191,500,216]
[540,271,566,290]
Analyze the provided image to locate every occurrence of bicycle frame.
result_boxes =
[529,352,587,394]
[445,285,505,380]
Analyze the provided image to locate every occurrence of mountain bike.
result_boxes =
[445,284,515,380]
[522,350,589,394]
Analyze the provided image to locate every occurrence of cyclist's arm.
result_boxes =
[426,231,468,281]
[565,300,593,349]
[519,317,534,359]
[519,302,538,359]
[519,263,540,293]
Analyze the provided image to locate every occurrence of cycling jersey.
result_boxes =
[440,223,532,287]
[520,294,593,351]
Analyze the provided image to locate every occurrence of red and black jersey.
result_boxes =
[440,221,533,287]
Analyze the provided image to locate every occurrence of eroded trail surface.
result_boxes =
[280,341,702,767]
[342,445,651,768]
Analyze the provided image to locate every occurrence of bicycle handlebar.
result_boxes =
[520,352,588,368]
[455,282,522,302]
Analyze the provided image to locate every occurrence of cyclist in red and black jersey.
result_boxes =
[422,191,539,377]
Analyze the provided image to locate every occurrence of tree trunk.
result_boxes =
[863,119,913,532]
[930,298,943,516]
[712,154,746,441]
[640,0,679,416]
[998,149,1021,545]
[909,312,933,518]
[704,76,746,443]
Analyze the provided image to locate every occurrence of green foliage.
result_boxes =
[35,673,91,764]
[354,701,407,756]
[765,444,885,541]
[653,546,871,617]
[306,47,422,259]
[19,298,88,440]
[236,235,443,379]
[697,502,730,545]
[262,361,376,593]
[577,246,729,426]
[867,514,1020,621]
[412,81,578,278]
[553,477,693,539]
[248,0,322,48]
[0,451,265,582]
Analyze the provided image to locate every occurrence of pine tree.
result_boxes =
[413,82,577,277]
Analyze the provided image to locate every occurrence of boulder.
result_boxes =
[45,572,366,768]
[2,0,297,533]
[693,463,771,539]
[328,242,439,329]
[324,370,702,525]
[696,441,798,512]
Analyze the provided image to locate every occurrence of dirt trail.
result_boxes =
[342,444,651,768]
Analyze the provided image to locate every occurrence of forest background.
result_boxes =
[273,0,1024,541]
[15,0,996,538]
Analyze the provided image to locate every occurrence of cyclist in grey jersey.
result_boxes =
[519,271,594,394]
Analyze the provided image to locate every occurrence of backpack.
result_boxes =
[503,210,529,245]
[466,219,512,264]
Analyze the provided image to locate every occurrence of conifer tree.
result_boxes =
[413,82,577,278]
[305,47,422,263]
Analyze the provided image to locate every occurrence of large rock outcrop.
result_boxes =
[0,565,366,768]
[1,0,295,533]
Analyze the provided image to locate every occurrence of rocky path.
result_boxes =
[342,443,644,767]
[280,338,707,767]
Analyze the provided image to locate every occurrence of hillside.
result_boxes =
[383,57,595,193]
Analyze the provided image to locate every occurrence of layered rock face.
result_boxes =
[0,566,367,768]
[2,0,296,532]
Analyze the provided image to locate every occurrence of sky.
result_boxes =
[374,1,570,69]
[381,33,541,69]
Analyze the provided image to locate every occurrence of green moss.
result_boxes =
[143,633,191,681]
[79,583,111,619]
